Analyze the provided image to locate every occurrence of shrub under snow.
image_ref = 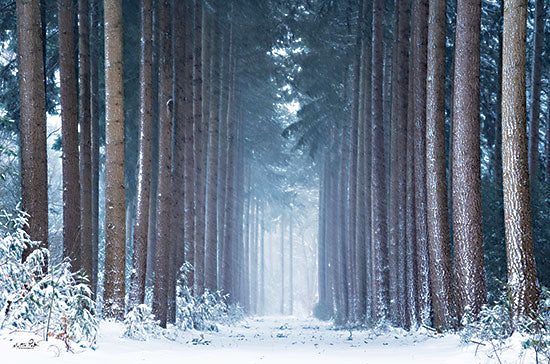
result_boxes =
[0,210,97,350]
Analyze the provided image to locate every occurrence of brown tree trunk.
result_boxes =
[280,212,285,314]
[205,2,222,293]
[182,0,195,291]
[90,0,101,296]
[347,0,365,324]
[129,0,153,310]
[103,0,126,320]
[389,0,409,327]
[452,0,486,321]
[426,0,454,330]
[17,0,49,264]
[502,0,539,320]
[371,0,389,323]
[411,0,431,326]
[152,0,172,328]
[405,23,418,328]
[193,0,206,297]
[528,0,544,184]
[78,0,93,283]
[59,0,81,272]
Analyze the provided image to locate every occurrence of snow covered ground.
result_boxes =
[1,316,533,363]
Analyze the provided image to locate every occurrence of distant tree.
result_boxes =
[205,0,222,293]
[79,0,93,286]
[389,0,409,327]
[16,0,49,264]
[59,0,81,272]
[90,0,101,298]
[371,0,389,324]
[452,0,486,321]
[103,0,126,320]
[152,0,172,328]
[129,0,153,310]
[501,0,539,319]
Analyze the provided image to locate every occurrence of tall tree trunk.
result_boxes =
[182,0,195,292]
[17,0,49,264]
[193,0,206,297]
[90,0,100,296]
[59,0,81,272]
[103,0,126,320]
[528,0,544,184]
[411,0,431,326]
[347,0,365,324]
[389,0,410,328]
[426,0,454,330]
[405,23,418,328]
[289,213,294,315]
[205,1,222,293]
[452,0,486,321]
[260,203,265,314]
[371,0,389,323]
[79,0,93,284]
[221,28,235,300]
[145,0,160,291]
[129,0,153,310]
[152,0,172,328]
[502,0,539,320]
[280,212,285,315]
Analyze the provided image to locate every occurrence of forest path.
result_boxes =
[3,316,523,363]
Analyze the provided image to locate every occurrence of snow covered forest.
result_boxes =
[2,0,550,362]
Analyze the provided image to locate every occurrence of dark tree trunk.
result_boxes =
[426,0,454,330]
[59,0,81,272]
[103,0,126,320]
[129,0,153,310]
[528,0,544,184]
[371,0,389,323]
[452,0,486,321]
[90,0,101,297]
[389,0,410,328]
[78,0,93,284]
[152,0,172,328]
[17,0,49,264]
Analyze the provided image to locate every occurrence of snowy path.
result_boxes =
[1,316,529,363]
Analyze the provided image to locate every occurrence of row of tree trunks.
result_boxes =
[316,0,540,329]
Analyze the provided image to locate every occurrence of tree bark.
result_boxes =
[152,0,172,328]
[103,0,126,320]
[59,0,81,272]
[129,0,153,310]
[528,0,544,184]
[205,1,222,293]
[90,0,100,297]
[17,0,49,264]
[502,0,539,320]
[426,0,454,330]
[371,0,389,323]
[452,0,486,321]
[78,0,93,284]
[389,0,410,328]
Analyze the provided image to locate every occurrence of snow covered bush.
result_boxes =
[520,287,550,363]
[176,262,229,331]
[0,210,97,350]
[123,304,161,340]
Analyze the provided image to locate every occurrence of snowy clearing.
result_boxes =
[0,316,533,364]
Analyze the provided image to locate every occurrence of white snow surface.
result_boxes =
[1,316,532,363]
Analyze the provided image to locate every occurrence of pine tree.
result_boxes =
[501,0,539,320]
[16,0,49,264]
[103,0,126,320]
